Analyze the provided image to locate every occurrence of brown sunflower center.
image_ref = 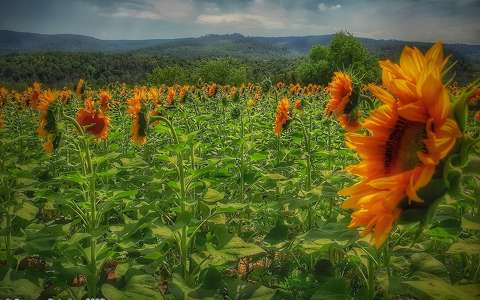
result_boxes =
[384,117,426,174]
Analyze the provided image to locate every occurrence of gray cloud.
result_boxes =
[0,0,478,43]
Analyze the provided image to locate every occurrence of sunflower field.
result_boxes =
[0,43,480,300]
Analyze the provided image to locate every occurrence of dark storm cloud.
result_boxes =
[0,0,478,43]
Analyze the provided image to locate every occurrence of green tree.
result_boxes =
[296,32,380,85]
[328,32,380,83]
[296,59,331,85]
[194,58,248,85]
[147,65,189,85]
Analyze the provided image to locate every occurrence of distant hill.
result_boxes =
[0,30,170,53]
[1,30,479,64]
[0,30,478,88]
[134,33,290,59]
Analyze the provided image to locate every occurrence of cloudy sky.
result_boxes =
[0,0,479,43]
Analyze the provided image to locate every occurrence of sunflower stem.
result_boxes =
[64,111,98,297]
[367,255,376,300]
[240,110,245,202]
[383,238,391,299]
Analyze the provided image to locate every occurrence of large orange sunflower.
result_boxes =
[76,99,109,139]
[340,42,461,248]
[325,72,360,131]
[274,97,290,136]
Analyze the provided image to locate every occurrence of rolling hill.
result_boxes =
[1,30,479,64]
[0,30,478,88]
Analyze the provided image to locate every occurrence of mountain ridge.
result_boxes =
[1,30,479,63]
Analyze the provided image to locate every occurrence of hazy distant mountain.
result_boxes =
[1,30,479,64]
[134,33,291,59]
[0,30,171,53]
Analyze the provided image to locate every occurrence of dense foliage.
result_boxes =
[0,72,479,299]
[0,52,296,89]
[1,31,478,89]
[296,32,380,84]
[147,59,250,86]
[0,37,479,300]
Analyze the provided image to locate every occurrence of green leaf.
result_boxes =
[15,200,38,221]
[216,202,247,213]
[111,214,158,240]
[16,177,37,186]
[225,279,276,299]
[24,223,64,254]
[55,173,87,185]
[208,213,226,225]
[120,157,148,168]
[194,235,265,267]
[250,152,267,161]
[101,275,163,300]
[151,225,174,240]
[97,167,119,178]
[462,214,480,231]
[0,270,43,300]
[263,173,287,181]
[108,190,138,202]
[296,223,358,254]
[410,253,449,279]
[264,222,289,245]
[200,267,223,290]
[463,156,480,175]
[447,240,480,255]
[58,232,90,251]
[92,152,121,165]
[403,273,479,300]
[170,274,216,300]
[203,188,225,203]
[307,185,323,200]
[311,278,351,300]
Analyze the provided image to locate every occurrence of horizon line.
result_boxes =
[1,28,479,46]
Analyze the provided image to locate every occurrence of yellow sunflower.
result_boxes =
[325,72,360,131]
[340,42,461,248]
